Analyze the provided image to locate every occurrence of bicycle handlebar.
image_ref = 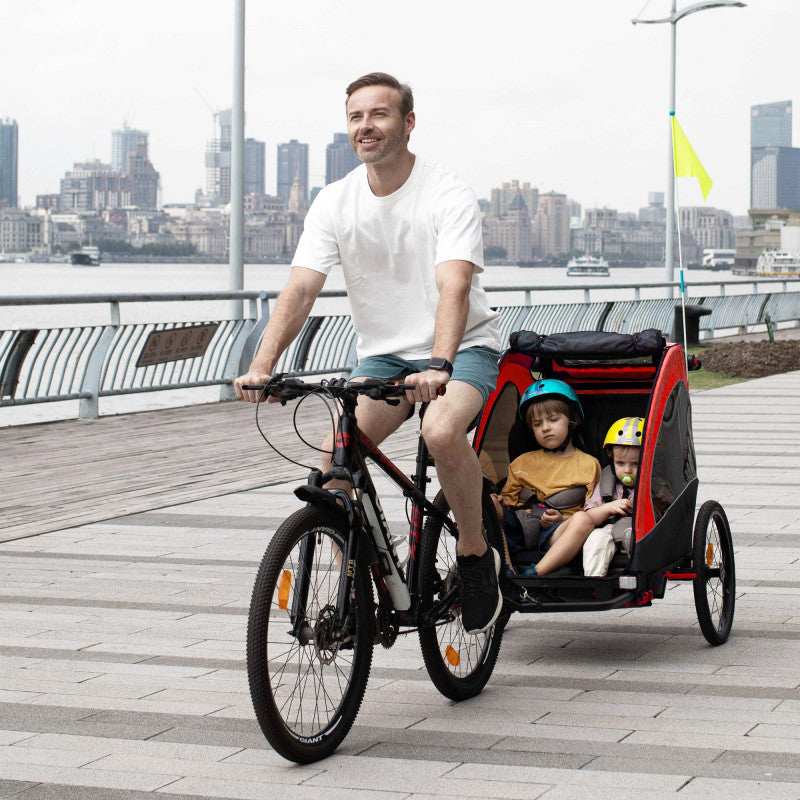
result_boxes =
[242,375,446,402]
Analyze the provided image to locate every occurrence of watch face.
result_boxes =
[428,357,453,374]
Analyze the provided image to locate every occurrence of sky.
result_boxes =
[2,0,797,216]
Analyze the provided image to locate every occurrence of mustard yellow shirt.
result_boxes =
[501,449,601,517]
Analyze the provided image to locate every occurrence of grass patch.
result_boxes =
[687,365,745,390]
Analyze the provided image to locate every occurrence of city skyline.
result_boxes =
[2,0,797,215]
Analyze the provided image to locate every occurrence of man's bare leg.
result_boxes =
[419,381,486,556]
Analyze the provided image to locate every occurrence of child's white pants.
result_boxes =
[583,528,615,577]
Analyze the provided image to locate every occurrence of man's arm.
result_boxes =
[404,259,473,403]
[234,267,326,403]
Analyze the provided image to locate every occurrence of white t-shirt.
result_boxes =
[292,158,502,360]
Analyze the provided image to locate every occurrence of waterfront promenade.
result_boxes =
[2,370,800,798]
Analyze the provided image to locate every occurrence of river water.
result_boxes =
[0,261,750,426]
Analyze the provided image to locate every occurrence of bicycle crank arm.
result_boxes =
[419,587,459,627]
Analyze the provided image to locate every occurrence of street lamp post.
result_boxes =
[633,1,745,290]
[229,0,246,319]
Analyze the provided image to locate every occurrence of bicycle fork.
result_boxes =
[287,515,361,648]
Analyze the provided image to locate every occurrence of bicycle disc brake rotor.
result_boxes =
[313,604,343,665]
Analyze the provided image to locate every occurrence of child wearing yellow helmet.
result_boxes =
[582,417,644,576]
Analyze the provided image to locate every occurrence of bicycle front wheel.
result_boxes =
[418,487,506,701]
[247,506,374,763]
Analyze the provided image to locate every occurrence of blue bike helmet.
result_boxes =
[519,378,584,423]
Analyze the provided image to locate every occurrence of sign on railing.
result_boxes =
[136,323,220,367]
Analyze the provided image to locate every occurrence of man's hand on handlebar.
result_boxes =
[403,369,450,404]
[235,370,276,404]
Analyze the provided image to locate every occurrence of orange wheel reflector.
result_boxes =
[706,542,714,566]
[445,645,460,667]
[278,570,292,610]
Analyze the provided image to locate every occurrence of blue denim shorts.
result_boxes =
[502,507,561,555]
[350,345,501,404]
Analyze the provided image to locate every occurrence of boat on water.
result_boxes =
[701,248,735,270]
[755,250,800,277]
[566,256,610,277]
[70,246,101,267]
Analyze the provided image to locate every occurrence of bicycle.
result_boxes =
[243,375,508,763]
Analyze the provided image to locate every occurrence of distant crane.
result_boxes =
[193,87,224,136]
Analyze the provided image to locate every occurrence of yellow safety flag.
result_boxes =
[671,113,712,200]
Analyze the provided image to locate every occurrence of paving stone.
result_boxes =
[359,740,593,769]
[678,776,800,798]
[0,780,39,798]
[584,756,800,784]
[10,785,194,800]
[163,780,410,799]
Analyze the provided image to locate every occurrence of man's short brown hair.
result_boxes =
[345,72,414,118]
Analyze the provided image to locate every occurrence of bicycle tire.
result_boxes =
[417,487,506,701]
[247,505,374,763]
[692,500,736,646]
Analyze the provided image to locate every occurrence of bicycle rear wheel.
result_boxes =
[247,506,374,763]
[418,487,506,701]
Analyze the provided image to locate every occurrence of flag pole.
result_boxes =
[670,111,689,359]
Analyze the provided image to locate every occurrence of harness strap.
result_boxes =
[599,464,617,503]
[517,485,587,510]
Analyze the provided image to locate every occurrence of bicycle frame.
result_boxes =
[294,392,456,632]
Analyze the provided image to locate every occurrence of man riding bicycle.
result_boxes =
[235,71,503,634]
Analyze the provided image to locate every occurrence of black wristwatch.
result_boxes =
[427,357,454,376]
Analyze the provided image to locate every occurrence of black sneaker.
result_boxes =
[457,546,503,635]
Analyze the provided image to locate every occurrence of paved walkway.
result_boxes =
[2,400,419,542]
[2,373,800,798]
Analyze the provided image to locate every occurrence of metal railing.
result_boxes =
[0,291,269,418]
[2,277,798,420]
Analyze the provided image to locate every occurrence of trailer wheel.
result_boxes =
[692,501,735,646]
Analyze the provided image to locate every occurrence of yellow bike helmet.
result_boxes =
[603,417,644,449]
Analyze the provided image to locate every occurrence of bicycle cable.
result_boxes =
[291,390,335,456]
[252,379,344,472]
[253,388,323,471]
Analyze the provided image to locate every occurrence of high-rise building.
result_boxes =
[112,124,149,173]
[534,192,570,257]
[751,101,792,148]
[584,208,618,230]
[490,180,537,221]
[678,206,735,263]
[277,139,308,205]
[0,118,19,209]
[325,133,360,184]
[482,190,533,264]
[751,146,800,210]
[639,191,666,225]
[244,138,266,195]
[59,161,130,211]
[0,210,42,251]
[126,136,160,208]
[205,109,232,205]
[287,175,306,216]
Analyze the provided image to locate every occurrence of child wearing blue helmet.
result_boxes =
[492,379,601,576]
